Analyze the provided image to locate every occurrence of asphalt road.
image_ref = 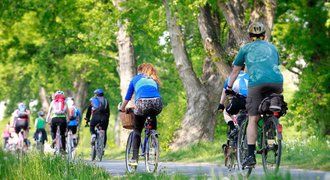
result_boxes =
[90,160,330,179]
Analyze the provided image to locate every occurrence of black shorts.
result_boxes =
[68,125,77,134]
[226,96,246,115]
[246,83,283,116]
[15,120,28,134]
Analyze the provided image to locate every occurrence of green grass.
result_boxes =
[0,150,111,179]
[161,136,330,171]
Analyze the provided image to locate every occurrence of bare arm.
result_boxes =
[227,66,242,88]
[219,89,226,104]
[120,100,129,112]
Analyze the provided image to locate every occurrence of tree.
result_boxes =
[113,0,137,146]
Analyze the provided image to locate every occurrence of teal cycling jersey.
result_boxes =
[233,40,283,87]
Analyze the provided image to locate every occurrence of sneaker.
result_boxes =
[242,155,256,167]
[129,159,138,166]
[91,134,96,146]
[228,128,238,139]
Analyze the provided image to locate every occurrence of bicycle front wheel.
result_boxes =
[145,133,159,173]
[125,131,137,173]
[237,118,252,177]
[262,116,282,174]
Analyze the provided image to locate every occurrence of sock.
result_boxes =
[248,144,256,157]
[227,121,235,130]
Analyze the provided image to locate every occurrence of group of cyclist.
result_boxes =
[2,21,283,169]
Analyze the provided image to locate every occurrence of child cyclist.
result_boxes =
[34,111,48,144]
[66,97,81,147]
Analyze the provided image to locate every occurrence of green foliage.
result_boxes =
[286,61,330,136]
[274,0,330,136]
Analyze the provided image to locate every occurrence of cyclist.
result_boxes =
[85,89,110,148]
[46,90,68,151]
[218,66,248,139]
[226,22,283,167]
[34,111,48,144]
[12,102,30,146]
[2,122,11,149]
[66,97,81,147]
[119,63,163,166]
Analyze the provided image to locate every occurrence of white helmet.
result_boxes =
[248,22,266,35]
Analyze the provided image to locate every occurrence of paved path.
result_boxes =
[90,160,330,179]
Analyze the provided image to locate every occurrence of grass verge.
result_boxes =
[0,150,111,179]
[161,136,330,171]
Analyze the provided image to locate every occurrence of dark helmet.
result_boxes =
[94,88,104,96]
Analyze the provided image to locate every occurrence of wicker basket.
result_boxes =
[120,111,135,129]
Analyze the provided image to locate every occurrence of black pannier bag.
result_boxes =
[258,93,288,116]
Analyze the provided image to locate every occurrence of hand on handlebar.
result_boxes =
[225,88,236,96]
[217,104,225,112]
[84,117,90,127]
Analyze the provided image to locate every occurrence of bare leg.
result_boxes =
[247,115,259,144]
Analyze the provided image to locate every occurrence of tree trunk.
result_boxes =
[39,87,50,111]
[217,1,249,45]
[164,0,216,150]
[73,78,88,111]
[114,0,136,147]
[197,4,231,79]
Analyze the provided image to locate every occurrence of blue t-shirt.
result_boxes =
[68,108,81,126]
[125,74,161,102]
[224,71,249,97]
[233,40,283,87]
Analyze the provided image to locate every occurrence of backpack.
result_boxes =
[68,107,78,120]
[91,97,107,113]
[17,110,28,119]
[53,94,66,115]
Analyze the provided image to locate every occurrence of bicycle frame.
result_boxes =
[140,117,158,156]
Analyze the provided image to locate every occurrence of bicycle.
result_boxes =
[125,115,159,173]
[35,131,44,153]
[222,110,247,172]
[66,129,75,160]
[91,124,105,162]
[16,129,29,155]
[54,125,63,155]
[237,93,286,177]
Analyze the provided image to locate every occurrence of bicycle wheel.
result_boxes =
[91,142,96,161]
[145,133,159,173]
[67,132,74,161]
[54,127,62,155]
[261,116,282,174]
[125,131,137,173]
[237,118,252,177]
[97,131,105,162]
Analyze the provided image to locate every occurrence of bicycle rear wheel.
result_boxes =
[67,132,75,161]
[262,116,282,174]
[237,118,252,177]
[97,131,105,162]
[125,131,137,173]
[145,133,159,173]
